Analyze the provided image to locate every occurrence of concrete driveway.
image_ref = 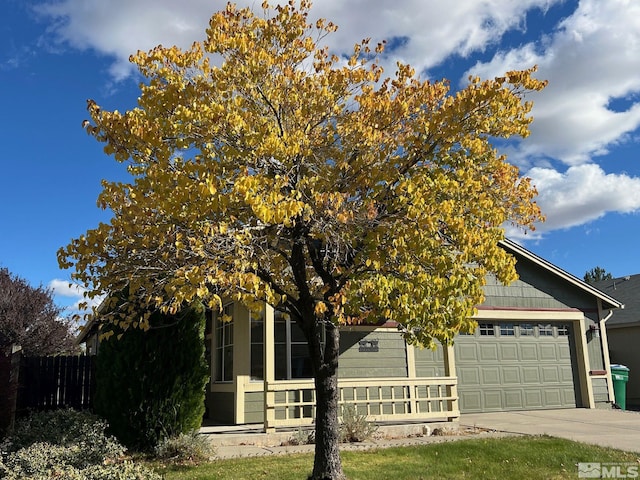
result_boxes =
[461,409,640,453]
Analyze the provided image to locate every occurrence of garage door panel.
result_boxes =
[524,390,543,408]
[502,366,520,384]
[504,390,523,409]
[543,389,562,407]
[541,366,560,383]
[481,367,500,385]
[457,344,478,361]
[520,344,538,361]
[456,322,576,413]
[499,344,518,360]
[483,391,502,410]
[560,365,574,382]
[563,388,577,405]
[479,344,498,361]
[459,367,480,385]
[459,391,482,411]
[539,344,558,360]
[522,366,540,383]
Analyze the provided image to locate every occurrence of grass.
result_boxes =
[154,435,640,479]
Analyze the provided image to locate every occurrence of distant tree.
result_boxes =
[584,266,613,284]
[0,268,78,355]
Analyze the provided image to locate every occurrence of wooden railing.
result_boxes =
[264,376,459,430]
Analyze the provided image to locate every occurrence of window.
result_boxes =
[500,323,515,336]
[557,325,570,336]
[479,323,495,336]
[519,323,535,337]
[273,310,322,380]
[538,324,554,336]
[250,310,265,380]
[215,303,234,382]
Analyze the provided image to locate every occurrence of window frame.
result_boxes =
[214,303,234,383]
[478,323,495,336]
[270,310,323,381]
[499,323,515,336]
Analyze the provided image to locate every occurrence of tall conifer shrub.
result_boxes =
[95,303,209,450]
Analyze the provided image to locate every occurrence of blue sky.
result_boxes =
[2,0,640,318]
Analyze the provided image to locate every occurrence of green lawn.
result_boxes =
[155,435,639,479]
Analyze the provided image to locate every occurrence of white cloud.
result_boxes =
[527,164,640,232]
[36,0,558,81]
[48,278,85,297]
[34,0,640,237]
[48,279,104,315]
[466,0,640,166]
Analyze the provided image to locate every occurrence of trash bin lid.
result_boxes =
[611,364,630,370]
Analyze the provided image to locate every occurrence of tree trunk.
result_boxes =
[309,323,344,480]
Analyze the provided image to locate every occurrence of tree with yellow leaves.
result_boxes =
[59,1,545,478]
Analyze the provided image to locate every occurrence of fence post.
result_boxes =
[0,344,22,437]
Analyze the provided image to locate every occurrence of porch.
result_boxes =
[207,303,460,432]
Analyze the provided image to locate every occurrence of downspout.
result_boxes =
[599,307,616,404]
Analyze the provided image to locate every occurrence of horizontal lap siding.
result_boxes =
[339,330,408,378]
[244,391,264,424]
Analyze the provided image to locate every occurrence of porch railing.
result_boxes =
[264,376,459,430]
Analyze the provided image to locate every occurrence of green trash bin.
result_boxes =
[611,364,630,410]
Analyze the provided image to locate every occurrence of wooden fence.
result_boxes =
[17,354,96,413]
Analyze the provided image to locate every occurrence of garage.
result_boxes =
[456,321,577,413]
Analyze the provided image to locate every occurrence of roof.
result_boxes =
[500,238,624,311]
[77,238,624,345]
[593,274,640,327]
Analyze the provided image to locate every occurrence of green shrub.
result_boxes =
[154,430,215,464]
[339,405,378,443]
[94,302,209,450]
[0,410,161,480]
[5,409,123,461]
[0,442,161,479]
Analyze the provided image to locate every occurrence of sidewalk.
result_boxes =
[202,422,512,460]
[203,408,640,459]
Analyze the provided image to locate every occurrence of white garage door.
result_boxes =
[456,322,577,413]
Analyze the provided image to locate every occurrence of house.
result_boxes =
[79,239,623,431]
[593,274,640,408]
[204,239,622,430]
